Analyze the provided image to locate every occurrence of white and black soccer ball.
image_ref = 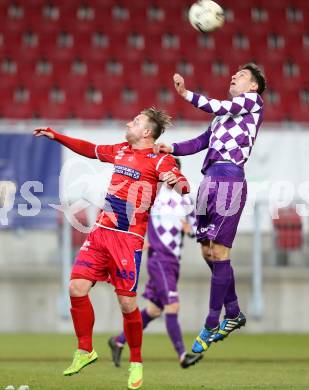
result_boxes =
[188,0,225,33]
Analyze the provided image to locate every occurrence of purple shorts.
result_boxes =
[142,250,180,309]
[196,163,247,248]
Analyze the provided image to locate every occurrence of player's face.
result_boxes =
[126,114,151,144]
[229,69,258,97]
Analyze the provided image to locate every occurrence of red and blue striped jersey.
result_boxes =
[95,142,189,239]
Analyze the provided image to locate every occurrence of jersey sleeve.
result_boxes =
[155,154,190,194]
[52,131,97,158]
[185,91,263,116]
[172,127,211,156]
[95,142,128,163]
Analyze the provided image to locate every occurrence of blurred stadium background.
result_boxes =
[0,0,309,388]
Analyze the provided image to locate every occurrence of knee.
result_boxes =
[69,279,91,297]
[203,251,213,262]
[118,296,137,314]
[164,302,179,314]
[211,249,223,261]
[147,305,162,318]
[211,244,230,261]
[201,245,212,261]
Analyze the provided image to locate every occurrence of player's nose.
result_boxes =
[230,75,237,84]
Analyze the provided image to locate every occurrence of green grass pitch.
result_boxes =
[0,333,308,389]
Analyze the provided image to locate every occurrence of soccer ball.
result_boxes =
[188,0,225,33]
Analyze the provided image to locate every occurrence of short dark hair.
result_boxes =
[240,63,266,95]
[141,107,172,140]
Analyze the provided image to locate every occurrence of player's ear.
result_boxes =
[250,80,258,92]
[144,128,153,138]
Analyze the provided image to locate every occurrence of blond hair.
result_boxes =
[141,107,172,140]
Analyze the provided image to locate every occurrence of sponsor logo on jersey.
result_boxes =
[80,240,91,251]
[116,269,135,280]
[115,147,128,160]
[168,291,179,297]
[200,224,216,233]
[114,165,141,179]
[115,152,125,160]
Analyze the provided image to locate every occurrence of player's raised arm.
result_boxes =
[173,65,265,117]
[33,127,119,163]
[33,127,97,158]
[182,90,263,117]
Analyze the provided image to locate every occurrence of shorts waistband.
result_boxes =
[206,160,245,179]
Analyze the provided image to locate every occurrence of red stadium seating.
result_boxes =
[273,207,303,250]
[109,100,141,120]
[78,105,108,120]
[0,65,19,88]
[0,0,308,122]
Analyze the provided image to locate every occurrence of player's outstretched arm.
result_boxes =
[173,74,263,117]
[172,129,211,156]
[186,92,263,116]
[33,127,97,158]
[154,128,211,157]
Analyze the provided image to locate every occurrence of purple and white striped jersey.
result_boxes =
[172,91,264,174]
[147,185,196,258]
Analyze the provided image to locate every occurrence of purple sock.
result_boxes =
[165,313,185,358]
[224,267,240,318]
[205,259,232,329]
[206,260,240,319]
[116,308,154,345]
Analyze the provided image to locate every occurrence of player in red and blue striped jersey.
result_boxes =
[33,107,190,390]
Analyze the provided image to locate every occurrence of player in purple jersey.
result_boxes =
[109,159,203,368]
[155,63,266,353]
